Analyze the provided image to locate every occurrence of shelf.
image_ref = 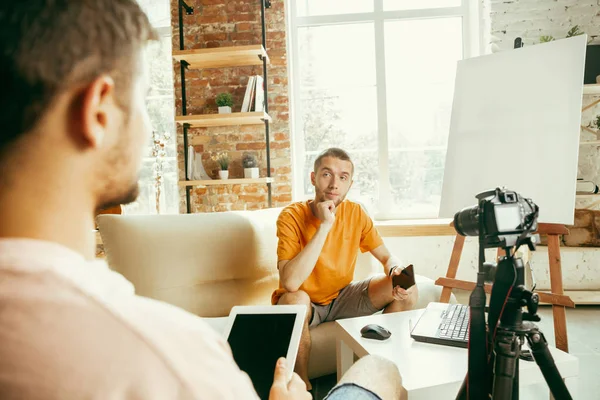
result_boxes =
[583,84,600,95]
[176,112,271,127]
[580,140,600,145]
[173,45,269,69]
[179,177,274,187]
[576,194,600,198]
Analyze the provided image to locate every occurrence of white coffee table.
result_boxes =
[335,308,579,400]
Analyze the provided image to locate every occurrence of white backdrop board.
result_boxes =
[439,36,587,225]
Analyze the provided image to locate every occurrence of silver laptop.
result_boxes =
[410,302,469,348]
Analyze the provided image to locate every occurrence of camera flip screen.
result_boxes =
[494,204,522,232]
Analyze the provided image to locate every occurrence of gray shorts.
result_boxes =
[309,278,381,328]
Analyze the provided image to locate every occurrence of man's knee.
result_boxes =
[278,290,312,322]
[389,285,418,311]
[404,285,419,309]
[278,290,311,306]
[358,355,401,381]
[338,355,404,399]
[337,355,404,399]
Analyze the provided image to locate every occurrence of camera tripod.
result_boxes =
[456,247,573,400]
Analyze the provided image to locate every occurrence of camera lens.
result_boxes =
[454,205,479,236]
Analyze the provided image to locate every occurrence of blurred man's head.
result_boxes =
[311,148,354,206]
[0,0,157,212]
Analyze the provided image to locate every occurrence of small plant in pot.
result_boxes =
[216,92,233,114]
[212,152,230,179]
[242,153,260,179]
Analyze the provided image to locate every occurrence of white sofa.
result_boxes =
[98,208,453,379]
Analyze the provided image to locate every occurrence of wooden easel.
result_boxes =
[435,223,575,353]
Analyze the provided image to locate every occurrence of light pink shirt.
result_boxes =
[0,239,259,400]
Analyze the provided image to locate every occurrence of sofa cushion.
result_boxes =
[99,208,381,318]
[98,209,283,317]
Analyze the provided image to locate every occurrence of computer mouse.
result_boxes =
[360,324,391,340]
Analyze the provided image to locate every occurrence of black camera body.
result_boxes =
[453,187,539,249]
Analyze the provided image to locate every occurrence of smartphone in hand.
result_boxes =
[392,264,416,290]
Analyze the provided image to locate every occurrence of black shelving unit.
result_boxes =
[176,0,273,213]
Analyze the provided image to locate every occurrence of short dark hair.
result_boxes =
[0,0,157,154]
[313,148,354,174]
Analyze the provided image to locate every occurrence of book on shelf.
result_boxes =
[241,76,255,112]
[254,75,264,112]
[187,146,211,180]
[576,179,599,194]
[240,75,265,112]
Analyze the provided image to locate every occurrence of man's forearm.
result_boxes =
[279,224,331,292]
[370,244,402,276]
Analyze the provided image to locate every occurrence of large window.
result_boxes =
[289,0,479,219]
[123,0,178,215]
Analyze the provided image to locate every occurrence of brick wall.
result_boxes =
[489,0,600,51]
[171,0,291,213]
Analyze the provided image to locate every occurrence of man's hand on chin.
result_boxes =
[315,200,335,225]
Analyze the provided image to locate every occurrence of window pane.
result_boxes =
[146,97,176,157]
[298,23,379,213]
[147,36,175,97]
[138,0,171,27]
[389,149,446,217]
[123,159,180,215]
[383,0,461,11]
[384,17,463,216]
[299,24,376,89]
[301,87,378,153]
[121,1,177,216]
[296,0,373,17]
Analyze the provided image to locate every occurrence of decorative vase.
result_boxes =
[218,106,232,114]
[244,167,259,179]
[218,170,229,180]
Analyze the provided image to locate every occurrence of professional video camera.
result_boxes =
[453,188,572,400]
[454,187,539,248]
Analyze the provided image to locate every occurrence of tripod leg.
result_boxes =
[526,329,573,400]
[492,330,520,400]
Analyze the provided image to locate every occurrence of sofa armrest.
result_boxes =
[415,274,457,308]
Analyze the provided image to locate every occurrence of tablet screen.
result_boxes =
[227,313,296,400]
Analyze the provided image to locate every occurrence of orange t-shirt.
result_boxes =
[271,200,384,306]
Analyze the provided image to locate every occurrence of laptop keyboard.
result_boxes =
[437,304,470,341]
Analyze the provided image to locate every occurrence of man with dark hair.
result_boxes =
[0,2,404,400]
[0,1,307,398]
[273,147,418,389]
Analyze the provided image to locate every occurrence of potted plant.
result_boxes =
[242,153,260,179]
[539,25,585,43]
[596,115,600,131]
[213,152,230,179]
[216,92,233,114]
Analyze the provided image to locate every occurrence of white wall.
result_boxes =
[488,0,600,52]
[380,235,600,293]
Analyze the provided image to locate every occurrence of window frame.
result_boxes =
[122,2,178,215]
[287,0,482,220]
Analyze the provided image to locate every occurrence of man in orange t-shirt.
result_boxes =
[272,148,418,388]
